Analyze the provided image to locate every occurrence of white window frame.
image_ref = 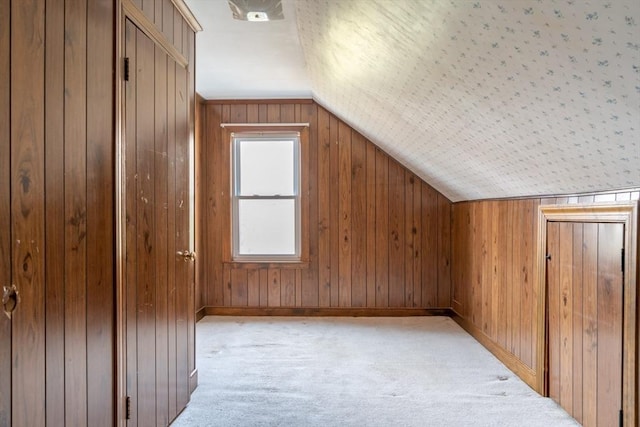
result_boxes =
[231,132,301,262]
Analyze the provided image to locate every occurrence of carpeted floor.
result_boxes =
[171,316,578,427]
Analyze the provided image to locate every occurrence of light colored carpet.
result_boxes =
[172,316,578,427]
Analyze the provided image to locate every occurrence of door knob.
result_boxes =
[2,284,19,319]
[177,250,196,262]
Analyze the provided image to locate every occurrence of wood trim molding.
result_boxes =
[121,0,188,68]
[203,307,454,317]
[170,0,203,32]
[115,2,127,425]
[536,201,638,426]
[203,98,314,105]
[451,312,537,390]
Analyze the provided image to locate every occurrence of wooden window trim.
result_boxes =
[221,124,310,265]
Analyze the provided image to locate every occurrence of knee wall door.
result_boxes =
[547,221,624,426]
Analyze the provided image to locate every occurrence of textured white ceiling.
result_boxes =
[186,0,311,99]
[188,0,640,201]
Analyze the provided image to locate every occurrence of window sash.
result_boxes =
[231,134,301,261]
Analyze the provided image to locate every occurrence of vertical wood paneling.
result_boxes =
[351,132,367,307]
[268,268,281,307]
[411,177,421,307]
[64,0,89,422]
[481,202,492,334]
[581,223,598,427]
[301,104,319,307]
[365,143,377,307]
[11,1,46,425]
[281,269,296,307]
[558,222,574,412]
[198,101,452,311]
[85,1,115,424]
[520,199,535,367]
[452,189,635,406]
[317,107,331,307]
[547,222,561,402]
[388,161,405,307]
[208,105,223,306]
[230,269,248,307]
[375,149,389,307]
[338,121,352,307]
[135,28,157,424]
[247,269,260,306]
[404,174,415,306]
[174,62,190,412]
[422,185,438,307]
[571,224,584,424]
[166,57,178,420]
[44,0,65,424]
[437,193,451,307]
[154,44,170,426]
[329,115,340,307]
[596,223,623,427]
[0,0,10,423]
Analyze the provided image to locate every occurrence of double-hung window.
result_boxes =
[232,132,301,262]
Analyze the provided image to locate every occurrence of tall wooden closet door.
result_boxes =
[124,18,194,426]
[1,0,46,425]
[547,221,624,426]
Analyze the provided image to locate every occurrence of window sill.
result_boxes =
[223,261,310,270]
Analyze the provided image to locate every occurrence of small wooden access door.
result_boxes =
[546,221,624,426]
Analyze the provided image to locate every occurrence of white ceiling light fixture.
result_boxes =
[228,0,284,21]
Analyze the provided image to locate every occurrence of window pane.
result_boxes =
[238,199,296,255]
[239,139,295,196]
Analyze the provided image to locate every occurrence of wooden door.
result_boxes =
[124,18,193,425]
[547,221,624,426]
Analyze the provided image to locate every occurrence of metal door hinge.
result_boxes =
[124,57,130,82]
[619,408,623,427]
[621,248,625,272]
[126,396,131,420]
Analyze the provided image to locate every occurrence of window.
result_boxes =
[232,132,301,261]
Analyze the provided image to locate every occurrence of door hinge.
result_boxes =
[124,57,130,82]
[619,408,623,427]
[621,248,625,272]
[125,396,131,420]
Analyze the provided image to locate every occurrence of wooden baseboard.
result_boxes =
[196,306,206,322]
[189,369,198,394]
[450,311,539,392]
[202,306,454,317]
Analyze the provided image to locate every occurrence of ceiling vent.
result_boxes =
[227,0,284,21]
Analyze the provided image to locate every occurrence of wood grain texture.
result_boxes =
[453,192,638,421]
[11,1,47,425]
[548,221,625,426]
[0,0,10,424]
[124,17,195,424]
[43,0,65,424]
[198,101,452,310]
[85,0,115,424]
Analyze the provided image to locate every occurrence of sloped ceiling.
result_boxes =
[187,0,640,202]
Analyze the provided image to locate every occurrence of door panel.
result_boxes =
[125,18,193,425]
[547,221,624,426]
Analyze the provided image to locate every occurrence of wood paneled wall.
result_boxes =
[196,100,452,311]
[1,0,115,425]
[451,189,639,386]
